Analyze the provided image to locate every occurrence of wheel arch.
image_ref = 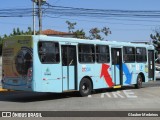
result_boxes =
[80,76,93,90]
[138,72,145,82]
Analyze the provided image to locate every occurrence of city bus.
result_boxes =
[2,35,155,96]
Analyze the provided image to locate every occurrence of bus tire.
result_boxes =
[135,74,142,89]
[79,78,92,97]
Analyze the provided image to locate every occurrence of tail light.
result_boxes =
[2,70,5,83]
[2,70,4,78]
[27,68,32,81]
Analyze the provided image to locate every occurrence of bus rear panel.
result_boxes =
[2,36,33,91]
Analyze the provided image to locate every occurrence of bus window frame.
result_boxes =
[78,43,95,64]
[136,47,147,63]
[123,46,135,63]
[96,45,110,63]
[38,41,60,64]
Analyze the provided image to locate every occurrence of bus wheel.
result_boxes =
[135,74,142,89]
[79,78,92,97]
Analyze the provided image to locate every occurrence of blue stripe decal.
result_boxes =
[3,82,27,86]
[122,64,132,84]
[116,64,132,84]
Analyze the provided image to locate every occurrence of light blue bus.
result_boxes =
[2,35,155,96]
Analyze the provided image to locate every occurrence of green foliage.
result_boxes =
[0,44,2,55]
[0,36,2,55]
[11,27,33,36]
[26,27,32,35]
[101,27,111,36]
[150,31,160,54]
[66,21,77,33]
[88,27,111,40]
[0,27,33,56]
[89,27,102,40]
[73,29,86,39]
[66,21,111,40]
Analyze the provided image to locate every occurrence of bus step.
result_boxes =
[113,85,121,89]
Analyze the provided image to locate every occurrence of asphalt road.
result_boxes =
[0,81,160,120]
[0,81,160,111]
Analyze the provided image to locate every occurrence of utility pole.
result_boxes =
[32,1,36,35]
[38,0,42,34]
[32,0,46,35]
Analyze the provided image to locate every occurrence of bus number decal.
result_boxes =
[140,65,143,71]
[136,64,140,71]
[82,65,91,72]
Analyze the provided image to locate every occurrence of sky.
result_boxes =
[0,0,160,42]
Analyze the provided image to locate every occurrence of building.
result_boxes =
[40,29,74,38]
[131,40,152,45]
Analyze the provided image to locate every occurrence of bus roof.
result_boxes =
[6,35,154,49]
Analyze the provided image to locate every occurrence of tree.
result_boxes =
[0,36,2,55]
[26,27,32,35]
[89,27,102,40]
[66,21,77,33]
[101,27,111,36]
[16,28,21,35]
[13,28,17,35]
[0,27,33,56]
[150,30,160,56]
[66,21,111,40]
[74,29,86,39]
[88,27,111,40]
[3,34,8,38]
[11,27,33,36]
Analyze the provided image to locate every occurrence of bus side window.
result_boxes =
[55,44,60,62]
[123,46,135,63]
[136,47,146,62]
[78,44,95,63]
[38,41,60,64]
[123,55,128,62]
[96,45,110,63]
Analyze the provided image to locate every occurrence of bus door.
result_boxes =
[61,45,77,91]
[111,48,123,85]
[148,50,155,80]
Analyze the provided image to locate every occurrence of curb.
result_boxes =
[0,88,9,92]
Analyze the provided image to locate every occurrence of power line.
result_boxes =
[45,15,160,27]
[0,4,160,30]
[0,19,155,31]
[1,5,160,19]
